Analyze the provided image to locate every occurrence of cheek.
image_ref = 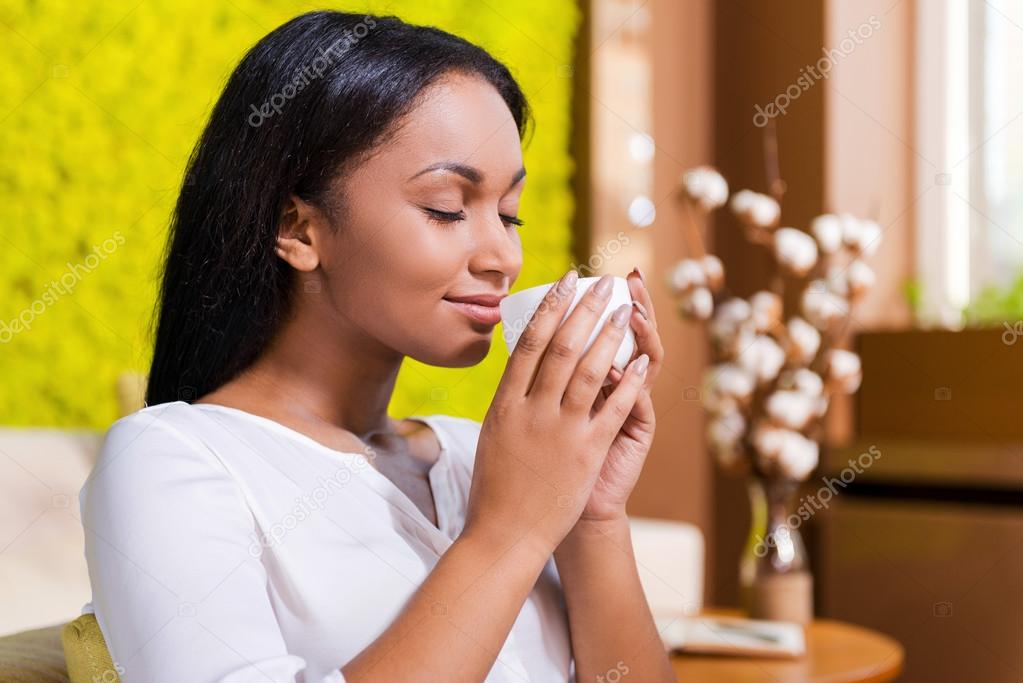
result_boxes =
[347,206,466,314]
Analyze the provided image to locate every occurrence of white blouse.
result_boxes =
[79,400,575,682]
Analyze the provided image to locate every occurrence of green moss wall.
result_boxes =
[0,1,580,427]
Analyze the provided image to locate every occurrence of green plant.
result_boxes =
[964,272,1023,325]
[0,0,580,427]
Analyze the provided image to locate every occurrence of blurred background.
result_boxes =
[2,1,1022,681]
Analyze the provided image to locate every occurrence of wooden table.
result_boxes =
[669,610,904,682]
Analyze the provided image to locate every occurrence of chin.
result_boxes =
[414,333,493,368]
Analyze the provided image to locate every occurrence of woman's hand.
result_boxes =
[578,267,665,523]
[465,270,650,556]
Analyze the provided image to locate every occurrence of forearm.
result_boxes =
[342,526,551,681]
[554,517,674,683]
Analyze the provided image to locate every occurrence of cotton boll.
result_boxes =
[751,423,787,470]
[839,213,862,251]
[846,260,876,299]
[811,214,843,254]
[775,433,820,480]
[765,390,818,430]
[779,368,825,397]
[679,287,714,320]
[750,291,782,333]
[786,317,821,364]
[705,363,756,406]
[667,258,706,295]
[849,219,882,256]
[750,194,781,228]
[801,281,849,330]
[707,410,746,452]
[730,190,780,228]
[681,166,730,211]
[813,395,829,418]
[826,349,862,393]
[757,336,787,384]
[714,327,758,365]
[709,298,752,347]
[701,254,725,290]
[774,228,819,276]
[825,265,850,298]
[737,335,786,385]
[715,298,752,326]
[752,423,785,456]
[708,411,749,474]
[702,385,738,414]
[730,189,756,216]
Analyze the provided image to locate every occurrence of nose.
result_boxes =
[468,213,522,279]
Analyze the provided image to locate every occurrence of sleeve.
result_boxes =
[80,412,346,683]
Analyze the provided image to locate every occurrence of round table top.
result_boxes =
[669,609,904,683]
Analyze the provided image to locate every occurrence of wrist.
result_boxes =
[459,519,556,569]
[554,514,631,559]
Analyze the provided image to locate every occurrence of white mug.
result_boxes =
[499,276,637,386]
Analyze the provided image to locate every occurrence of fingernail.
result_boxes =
[594,274,613,297]
[634,353,650,375]
[558,269,578,294]
[611,303,631,327]
[633,266,646,284]
[632,300,649,321]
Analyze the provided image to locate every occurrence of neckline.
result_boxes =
[179,401,453,539]
[184,400,449,463]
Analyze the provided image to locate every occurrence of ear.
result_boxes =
[276,193,326,272]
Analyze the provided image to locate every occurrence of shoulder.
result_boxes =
[81,401,248,530]
[96,400,209,458]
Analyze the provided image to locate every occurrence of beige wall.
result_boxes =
[631,0,715,591]
[582,0,717,603]
[586,0,918,607]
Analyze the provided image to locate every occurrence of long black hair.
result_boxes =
[145,10,531,406]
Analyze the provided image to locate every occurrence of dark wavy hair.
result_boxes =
[145,10,531,406]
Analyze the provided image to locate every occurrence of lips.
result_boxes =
[444,293,507,307]
[444,293,506,326]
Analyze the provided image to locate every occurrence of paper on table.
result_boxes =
[657,614,806,659]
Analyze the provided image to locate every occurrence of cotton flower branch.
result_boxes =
[671,164,880,482]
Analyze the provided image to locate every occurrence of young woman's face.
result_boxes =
[311,72,526,367]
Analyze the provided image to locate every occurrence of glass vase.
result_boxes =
[739,473,813,624]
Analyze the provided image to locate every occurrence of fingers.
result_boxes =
[499,269,578,398]
[562,302,633,413]
[593,353,650,435]
[627,268,657,330]
[530,274,617,401]
[626,269,664,390]
[629,384,656,433]
[629,302,664,390]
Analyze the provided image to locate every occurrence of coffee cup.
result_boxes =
[499,276,637,387]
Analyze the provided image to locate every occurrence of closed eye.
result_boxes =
[422,207,466,223]
[422,206,524,228]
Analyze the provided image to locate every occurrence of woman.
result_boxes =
[79,10,671,683]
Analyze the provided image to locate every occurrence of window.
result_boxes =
[916,0,1023,323]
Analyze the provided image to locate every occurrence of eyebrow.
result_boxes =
[409,162,526,191]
